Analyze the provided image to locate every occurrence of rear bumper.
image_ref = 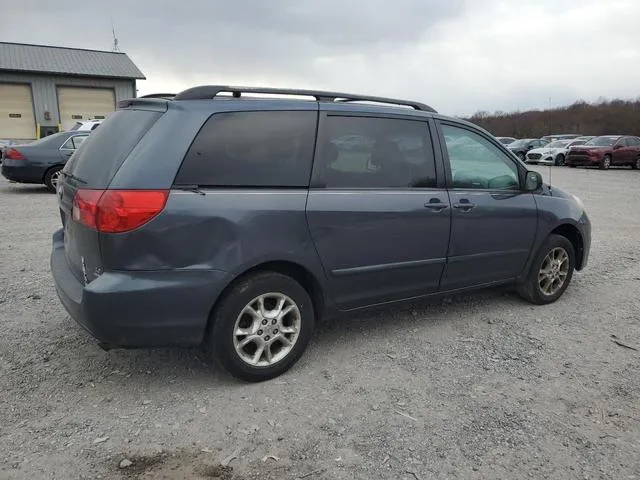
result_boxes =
[50,228,229,348]
[1,163,44,183]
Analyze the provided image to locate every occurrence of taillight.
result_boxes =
[4,148,26,160]
[72,189,168,233]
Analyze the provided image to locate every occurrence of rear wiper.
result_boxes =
[174,185,206,195]
[62,171,88,185]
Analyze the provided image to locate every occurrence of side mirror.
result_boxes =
[524,171,543,191]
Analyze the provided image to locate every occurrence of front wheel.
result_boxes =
[599,155,611,170]
[555,154,565,166]
[205,272,315,382]
[517,152,526,161]
[517,234,575,305]
[632,158,640,170]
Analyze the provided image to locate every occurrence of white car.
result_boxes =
[525,138,592,166]
[68,119,103,132]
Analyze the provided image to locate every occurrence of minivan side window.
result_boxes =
[441,124,520,190]
[175,111,317,187]
[317,116,437,189]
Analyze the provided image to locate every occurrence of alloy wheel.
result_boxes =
[51,170,62,189]
[538,247,570,296]
[233,293,301,367]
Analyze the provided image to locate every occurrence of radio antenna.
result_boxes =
[111,17,120,52]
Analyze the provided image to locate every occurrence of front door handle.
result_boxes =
[424,198,449,212]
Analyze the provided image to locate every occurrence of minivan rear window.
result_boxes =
[64,109,162,187]
[174,111,317,187]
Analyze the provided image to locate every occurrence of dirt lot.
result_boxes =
[0,167,639,480]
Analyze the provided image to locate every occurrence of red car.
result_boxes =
[566,135,640,170]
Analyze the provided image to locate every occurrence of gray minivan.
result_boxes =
[50,86,591,382]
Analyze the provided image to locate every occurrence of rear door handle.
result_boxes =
[424,198,449,212]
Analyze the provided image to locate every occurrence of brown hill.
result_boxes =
[465,99,640,138]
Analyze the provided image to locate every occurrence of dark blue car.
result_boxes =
[1,131,90,192]
[50,86,591,382]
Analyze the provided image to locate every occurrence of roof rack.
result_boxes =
[172,85,436,113]
[139,93,176,99]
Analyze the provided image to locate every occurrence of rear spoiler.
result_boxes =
[117,98,169,112]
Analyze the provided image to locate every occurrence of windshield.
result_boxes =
[585,136,617,146]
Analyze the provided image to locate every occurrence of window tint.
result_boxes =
[64,109,162,187]
[318,116,436,189]
[442,124,520,190]
[175,111,316,187]
[629,137,640,147]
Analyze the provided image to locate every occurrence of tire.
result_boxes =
[555,154,565,167]
[632,157,640,170]
[517,152,526,161]
[205,272,315,382]
[569,164,576,168]
[44,166,63,193]
[599,155,611,170]
[517,234,575,305]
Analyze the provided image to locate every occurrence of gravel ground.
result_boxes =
[0,167,639,480]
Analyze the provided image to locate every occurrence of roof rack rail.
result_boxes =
[139,93,176,99]
[172,85,436,113]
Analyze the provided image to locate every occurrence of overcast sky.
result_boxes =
[4,0,640,116]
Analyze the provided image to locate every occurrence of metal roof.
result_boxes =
[0,42,145,80]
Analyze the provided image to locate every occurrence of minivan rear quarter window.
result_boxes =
[64,109,162,187]
[175,111,317,187]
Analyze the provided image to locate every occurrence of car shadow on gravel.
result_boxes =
[72,286,521,386]
[0,184,52,194]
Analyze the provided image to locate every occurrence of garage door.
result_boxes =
[0,84,36,140]
[58,87,115,131]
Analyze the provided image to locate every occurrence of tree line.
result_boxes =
[465,98,640,138]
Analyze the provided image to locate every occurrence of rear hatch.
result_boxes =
[58,108,163,283]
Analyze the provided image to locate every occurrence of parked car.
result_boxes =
[526,139,572,166]
[508,138,549,160]
[50,85,591,382]
[541,134,582,142]
[565,135,640,170]
[1,131,90,191]
[496,136,516,145]
[526,137,595,166]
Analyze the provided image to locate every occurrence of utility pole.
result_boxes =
[548,97,551,135]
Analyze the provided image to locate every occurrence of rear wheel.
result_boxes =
[518,234,575,305]
[205,272,315,382]
[44,166,63,193]
[599,155,611,170]
[555,154,565,166]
